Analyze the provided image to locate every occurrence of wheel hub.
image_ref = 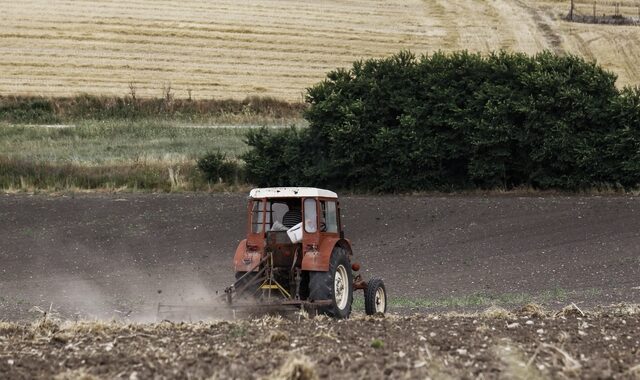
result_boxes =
[375,287,386,312]
[334,265,349,310]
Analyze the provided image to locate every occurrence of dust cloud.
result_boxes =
[6,269,233,323]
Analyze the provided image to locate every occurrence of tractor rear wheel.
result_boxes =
[309,246,353,319]
[364,278,387,315]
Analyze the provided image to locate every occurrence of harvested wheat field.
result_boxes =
[1,0,639,101]
[1,305,639,379]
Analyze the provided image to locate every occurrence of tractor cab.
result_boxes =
[244,188,342,267]
[228,187,386,318]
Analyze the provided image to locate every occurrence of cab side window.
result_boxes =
[304,198,317,233]
[320,201,338,233]
[251,200,266,233]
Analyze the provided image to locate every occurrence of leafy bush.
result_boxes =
[243,50,640,191]
[197,151,241,183]
[242,127,327,187]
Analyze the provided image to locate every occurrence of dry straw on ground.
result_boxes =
[1,304,639,378]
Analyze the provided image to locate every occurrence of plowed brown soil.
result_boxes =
[1,193,640,379]
[1,193,639,320]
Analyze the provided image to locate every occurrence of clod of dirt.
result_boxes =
[269,355,318,380]
[516,303,548,318]
[54,369,100,380]
[267,330,290,344]
[482,306,513,319]
[494,343,545,380]
[555,303,585,318]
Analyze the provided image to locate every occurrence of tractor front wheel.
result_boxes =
[309,246,353,319]
[364,278,387,315]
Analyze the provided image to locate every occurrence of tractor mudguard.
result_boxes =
[233,239,261,272]
[301,237,352,271]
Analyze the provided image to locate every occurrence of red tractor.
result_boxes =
[226,187,387,318]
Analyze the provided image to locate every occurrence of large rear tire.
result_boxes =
[309,246,353,319]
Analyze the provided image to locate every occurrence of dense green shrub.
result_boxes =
[243,50,640,191]
[243,127,327,187]
[197,151,242,183]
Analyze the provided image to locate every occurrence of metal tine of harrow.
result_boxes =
[223,255,270,303]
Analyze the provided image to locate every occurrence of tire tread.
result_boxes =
[364,278,386,315]
[308,246,353,318]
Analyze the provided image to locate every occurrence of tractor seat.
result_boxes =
[282,210,302,228]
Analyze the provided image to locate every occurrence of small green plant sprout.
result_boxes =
[371,338,384,349]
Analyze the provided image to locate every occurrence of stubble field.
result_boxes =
[1,0,639,101]
[1,306,640,379]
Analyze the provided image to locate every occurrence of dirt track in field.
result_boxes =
[1,193,639,321]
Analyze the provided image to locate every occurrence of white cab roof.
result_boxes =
[249,187,338,199]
